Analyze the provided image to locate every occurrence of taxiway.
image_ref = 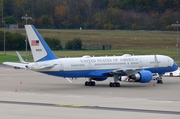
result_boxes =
[0,66,180,119]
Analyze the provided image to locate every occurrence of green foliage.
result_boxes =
[4,16,17,24]
[38,15,54,28]
[0,31,25,51]
[65,37,82,50]
[44,37,62,50]
[132,24,139,30]
[3,0,15,16]
[1,0,180,30]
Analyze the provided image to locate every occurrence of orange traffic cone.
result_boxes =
[20,80,22,84]
[14,88,17,92]
[153,82,155,86]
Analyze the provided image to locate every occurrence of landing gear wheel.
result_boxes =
[157,80,163,84]
[109,82,120,87]
[85,81,88,86]
[84,81,95,86]
[92,81,95,86]
[109,82,113,87]
[116,82,120,87]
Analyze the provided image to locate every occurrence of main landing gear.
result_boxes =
[109,82,120,87]
[157,79,163,84]
[84,79,96,86]
[109,74,121,87]
[156,74,163,84]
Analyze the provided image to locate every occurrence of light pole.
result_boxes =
[3,20,5,55]
[21,14,32,61]
[2,0,5,55]
[171,22,180,63]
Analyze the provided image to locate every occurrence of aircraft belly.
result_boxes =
[41,69,112,78]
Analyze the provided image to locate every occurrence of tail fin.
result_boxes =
[25,25,58,62]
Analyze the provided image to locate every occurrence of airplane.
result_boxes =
[3,25,179,87]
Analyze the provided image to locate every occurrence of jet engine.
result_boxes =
[129,70,152,83]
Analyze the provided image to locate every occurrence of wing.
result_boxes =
[109,68,143,76]
[3,62,27,69]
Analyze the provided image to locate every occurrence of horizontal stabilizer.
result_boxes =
[16,51,27,63]
[3,62,27,69]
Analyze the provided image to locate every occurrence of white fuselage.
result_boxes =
[28,55,174,73]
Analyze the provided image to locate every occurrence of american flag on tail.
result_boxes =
[31,40,39,46]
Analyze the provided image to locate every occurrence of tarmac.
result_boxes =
[0,65,180,119]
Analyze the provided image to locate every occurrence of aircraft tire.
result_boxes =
[85,81,89,86]
[157,80,163,84]
[92,81,95,86]
[85,81,95,86]
[116,82,120,87]
[109,82,113,87]
[109,82,120,87]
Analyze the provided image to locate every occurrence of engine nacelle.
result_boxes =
[129,70,152,83]
[91,77,107,81]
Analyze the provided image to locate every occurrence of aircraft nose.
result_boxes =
[168,57,173,66]
[174,62,179,70]
[170,57,179,70]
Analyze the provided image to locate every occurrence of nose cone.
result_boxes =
[173,62,179,71]
[166,56,178,71]
[169,57,179,71]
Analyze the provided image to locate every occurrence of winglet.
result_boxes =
[25,25,58,62]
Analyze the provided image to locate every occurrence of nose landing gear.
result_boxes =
[156,74,163,84]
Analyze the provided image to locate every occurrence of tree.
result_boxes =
[44,37,62,50]
[54,5,67,28]
[2,32,25,50]
[65,37,82,50]
[0,0,179,30]
[4,16,16,24]
[3,0,15,16]
[38,15,54,28]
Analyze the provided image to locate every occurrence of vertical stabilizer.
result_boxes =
[25,25,58,62]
